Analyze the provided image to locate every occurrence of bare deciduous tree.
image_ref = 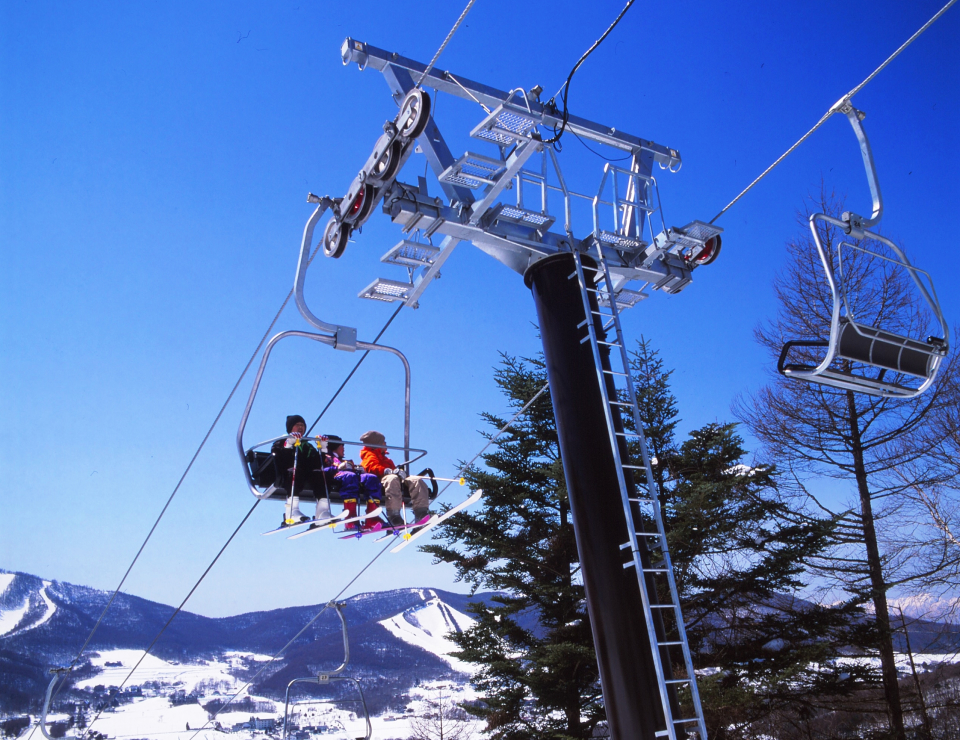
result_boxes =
[735,188,957,740]
[408,687,480,740]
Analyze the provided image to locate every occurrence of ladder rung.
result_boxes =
[616,431,642,438]
[673,717,702,724]
[643,568,668,574]
[591,310,614,318]
[622,464,647,470]
[610,401,632,407]
[603,369,628,377]
[658,640,683,646]
[651,603,678,609]
[598,340,622,348]
[623,561,635,569]
[664,678,691,685]
[579,335,591,345]
[636,532,662,538]
[577,319,588,329]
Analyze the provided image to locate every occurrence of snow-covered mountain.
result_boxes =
[0,569,490,716]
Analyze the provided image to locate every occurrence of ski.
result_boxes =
[366,514,437,542]
[391,490,483,554]
[340,517,430,542]
[288,506,384,540]
[261,509,348,536]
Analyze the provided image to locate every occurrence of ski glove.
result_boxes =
[285,432,303,448]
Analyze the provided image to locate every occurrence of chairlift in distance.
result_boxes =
[281,601,371,740]
[778,100,949,398]
[236,89,437,532]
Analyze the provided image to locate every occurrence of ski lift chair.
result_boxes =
[237,192,437,518]
[778,101,949,398]
[244,444,439,508]
[282,602,372,740]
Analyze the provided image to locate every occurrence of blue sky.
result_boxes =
[2,0,958,618]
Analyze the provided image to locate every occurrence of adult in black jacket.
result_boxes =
[270,414,326,524]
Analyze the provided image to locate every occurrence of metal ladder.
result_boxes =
[571,248,707,740]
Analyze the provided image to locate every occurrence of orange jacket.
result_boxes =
[360,446,396,478]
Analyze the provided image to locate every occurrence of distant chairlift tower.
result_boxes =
[333,39,724,740]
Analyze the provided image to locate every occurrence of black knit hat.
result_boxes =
[324,434,344,449]
[286,414,306,433]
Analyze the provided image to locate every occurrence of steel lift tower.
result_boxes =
[323,39,725,740]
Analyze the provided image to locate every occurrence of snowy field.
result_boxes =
[74,650,244,694]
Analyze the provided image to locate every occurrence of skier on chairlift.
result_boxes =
[321,434,383,531]
[359,430,431,528]
[270,414,326,524]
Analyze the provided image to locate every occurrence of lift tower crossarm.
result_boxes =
[341,38,682,170]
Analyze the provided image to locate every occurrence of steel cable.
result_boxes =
[709,0,957,225]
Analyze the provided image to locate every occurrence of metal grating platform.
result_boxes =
[599,287,649,311]
[470,103,539,147]
[671,220,722,251]
[492,203,556,229]
[381,240,441,268]
[358,278,414,303]
[439,152,506,189]
[596,230,647,252]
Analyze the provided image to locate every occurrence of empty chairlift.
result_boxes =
[778,100,949,398]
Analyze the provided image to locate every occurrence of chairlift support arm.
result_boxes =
[341,38,682,170]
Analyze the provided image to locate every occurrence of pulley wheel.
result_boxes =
[322,217,349,259]
[694,235,722,265]
[368,138,403,185]
[398,88,431,139]
[343,183,376,225]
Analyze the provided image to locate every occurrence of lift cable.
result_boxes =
[540,0,636,148]
[709,0,957,225]
[79,301,408,738]
[81,499,262,736]
[184,543,394,740]
[43,265,310,721]
[184,381,550,740]
[415,0,479,89]
[305,302,404,437]
[45,245,399,728]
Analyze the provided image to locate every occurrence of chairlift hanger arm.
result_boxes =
[296,198,359,350]
[341,38,682,169]
[835,100,883,232]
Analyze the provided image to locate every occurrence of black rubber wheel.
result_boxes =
[368,137,403,185]
[322,217,349,259]
[398,88,431,139]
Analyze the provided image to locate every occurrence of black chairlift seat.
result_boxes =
[244,450,438,506]
[779,318,947,397]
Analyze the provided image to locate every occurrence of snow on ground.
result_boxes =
[28,582,58,632]
[75,650,240,693]
[80,695,223,740]
[834,651,960,676]
[378,592,476,674]
[0,573,15,597]
[0,599,29,637]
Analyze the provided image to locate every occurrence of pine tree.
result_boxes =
[421,354,603,740]
[426,344,860,740]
